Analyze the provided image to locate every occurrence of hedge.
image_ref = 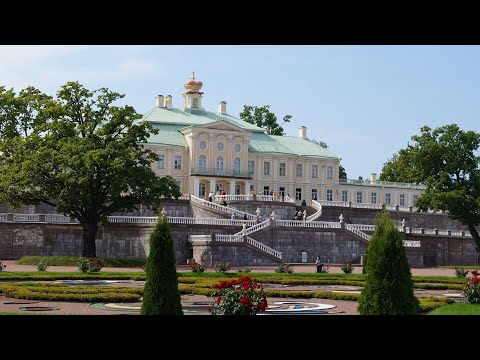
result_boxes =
[16,256,146,267]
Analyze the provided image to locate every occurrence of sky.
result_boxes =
[0,45,479,180]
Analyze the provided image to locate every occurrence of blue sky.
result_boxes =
[1,45,479,179]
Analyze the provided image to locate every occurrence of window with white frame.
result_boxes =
[199,141,207,150]
[413,194,419,203]
[295,188,302,200]
[233,157,241,174]
[264,161,270,175]
[217,142,224,151]
[248,160,255,174]
[234,144,241,152]
[342,190,348,202]
[296,163,303,177]
[198,155,206,171]
[385,193,391,205]
[371,192,377,204]
[400,194,405,206]
[311,189,318,200]
[312,165,318,178]
[279,162,286,176]
[157,154,165,169]
[326,189,333,201]
[216,156,224,173]
[356,191,363,203]
[174,155,182,170]
[327,165,333,179]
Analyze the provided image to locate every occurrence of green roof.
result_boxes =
[138,107,265,132]
[146,124,188,147]
[271,135,340,159]
[249,133,339,158]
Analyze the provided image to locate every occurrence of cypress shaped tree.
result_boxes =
[358,211,419,315]
[141,213,183,315]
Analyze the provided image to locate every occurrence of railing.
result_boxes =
[345,224,375,232]
[318,200,350,208]
[306,200,322,221]
[245,236,282,260]
[178,194,191,200]
[190,195,256,220]
[0,214,8,221]
[170,218,256,227]
[234,219,271,236]
[276,220,342,228]
[403,240,421,247]
[188,235,212,242]
[108,216,158,223]
[215,234,243,242]
[13,214,40,222]
[214,195,255,202]
[339,178,427,190]
[190,167,252,179]
[45,214,71,223]
[344,225,372,241]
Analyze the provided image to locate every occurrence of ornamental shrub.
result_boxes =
[455,267,469,278]
[341,261,354,274]
[275,262,294,273]
[36,260,49,272]
[358,211,419,315]
[214,260,231,274]
[141,213,183,315]
[463,270,480,303]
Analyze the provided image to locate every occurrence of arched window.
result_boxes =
[192,98,199,109]
[199,155,207,172]
[233,157,241,174]
[216,156,224,174]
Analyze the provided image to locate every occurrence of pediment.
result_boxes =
[180,120,251,135]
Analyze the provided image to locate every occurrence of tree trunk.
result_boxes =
[82,217,99,257]
[467,224,480,264]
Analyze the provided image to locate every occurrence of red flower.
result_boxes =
[262,293,267,299]
[257,301,267,311]
[472,278,478,285]
[208,306,212,312]
[471,270,478,277]
[216,295,222,304]
[238,276,252,285]
[243,283,250,291]
[240,295,251,305]
[230,279,237,285]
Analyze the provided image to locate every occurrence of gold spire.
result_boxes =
[191,72,195,80]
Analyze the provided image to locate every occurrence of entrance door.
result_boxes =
[235,184,241,195]
[199,183,206,197]
[216,184,224,193]
[279,187,285,198]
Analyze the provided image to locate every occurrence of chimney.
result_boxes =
[298,126,307,139]
[370,173,377,182]
[164,95,173,110]
[155,95,164,108]
[218,101,227,115]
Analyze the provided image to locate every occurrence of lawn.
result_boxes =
[429,302,480,315]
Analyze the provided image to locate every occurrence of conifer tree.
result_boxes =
[141,213,183,315]
[358,211,419,315]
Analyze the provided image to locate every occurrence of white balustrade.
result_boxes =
[306,200,323,221]
[188,235,212,242]
[234,219,271,236]
[0,214,8,222]
[107,216,158,223]
[318,201,350,207]
[245,236,282,259]
[190,195,256,220]
[345,226,372,241]
[45,214,71,223]
[345,224,375,232]
[276,220,342,228]
[215,234,243,242]
[403,240,421,247]
[13,214,39,222]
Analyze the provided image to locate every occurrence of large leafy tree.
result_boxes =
[379,124,480,255]
[240,105,291,135]
[0,82,181,257]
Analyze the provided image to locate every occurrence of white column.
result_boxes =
[193,177,199,197]
[229,179,235,195]
[245,181,250,194]
[210,178,216,194]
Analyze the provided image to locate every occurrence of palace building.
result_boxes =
[137,73,425,207]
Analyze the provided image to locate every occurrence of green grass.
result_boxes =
[428,302,480,315]
[16,256,146,267]
[0,271,146,281]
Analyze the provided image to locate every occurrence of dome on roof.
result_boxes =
[184,72,203,93]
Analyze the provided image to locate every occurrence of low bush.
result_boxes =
[214,260,231,274]
[275,263,294,274]
[3,289,141,302]
[340,262,354,274]
[17,256,146,267]
[0,262,6,271]
[35,260,49,272]
[455,267,469,278]
[237,267,252,273]
[77,257,104,273]
[417,297,455,313]
[188,258,206,273]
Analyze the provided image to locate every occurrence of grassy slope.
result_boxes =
[429,302,480,315]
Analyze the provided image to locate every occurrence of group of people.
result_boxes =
[294,209,306,220]
[208,190,228,206]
